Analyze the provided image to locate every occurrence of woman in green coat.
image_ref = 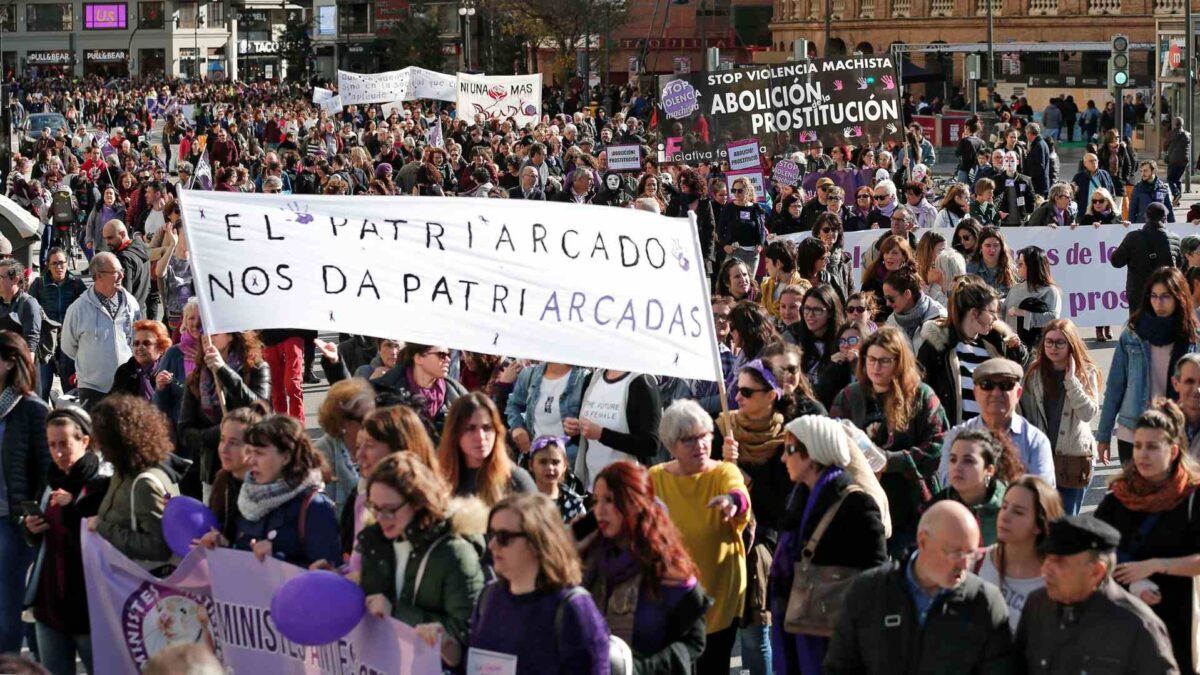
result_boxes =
[932,428,1021,546]
[358,452,487,669]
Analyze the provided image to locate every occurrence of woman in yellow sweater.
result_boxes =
[649,399,750,675]
[760,240,811,319]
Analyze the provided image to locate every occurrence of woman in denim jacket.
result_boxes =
[504,362,586,463]
[1097,267,1199,465]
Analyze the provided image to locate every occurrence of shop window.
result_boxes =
[317,5,336,35]
[338,3,369,34]
[0,5,16,31]
[139,1,164,28]
[84,3,128,29]
[26,4,74,31]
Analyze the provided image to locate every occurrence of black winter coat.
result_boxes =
[824,561,1015,675]
[177,361,271,488]
[916,320,1027,427]
[2,395,50,518]
[1111,223,1185,312]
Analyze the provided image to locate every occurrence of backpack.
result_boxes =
[473,583,631,675]
[50,189,74,226]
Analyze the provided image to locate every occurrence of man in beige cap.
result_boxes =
[938,357,1055,487]
[799,176,836,231]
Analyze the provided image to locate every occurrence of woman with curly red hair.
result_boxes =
[580,460,709,674]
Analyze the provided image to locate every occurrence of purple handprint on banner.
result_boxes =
[857,77,868,90]
[881,75,895,90]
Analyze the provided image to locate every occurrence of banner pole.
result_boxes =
[685,213,733,455]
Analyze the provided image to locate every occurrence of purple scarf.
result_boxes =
[771,467,845,580]
[406,367,446,420]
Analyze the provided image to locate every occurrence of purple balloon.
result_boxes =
[162,496,218,559]
[271,571,365,646]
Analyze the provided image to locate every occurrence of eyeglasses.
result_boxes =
[820,227,838,234]
[942,546,983,564]
[846,305,866,315]
[1091,199,1106,204]
[839,336,860,347]
[422,350,452,361]
[131,340,156,347]
[48,260,67,267]
[1043,338,1069,349]
[873,195,889,201]
[865,355,896,367]
[733,188,745,194]
[366,500,408,520]
[679,432,712,448]
[487,529,529,547]
[713,312,730,324]
[773,363,800,375]
[857,194,872,200]
[802,305,828,316]
[977,379,1018,392]
[735,386,769,398]
[783,442,806,456]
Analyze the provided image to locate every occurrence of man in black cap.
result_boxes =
[1015,515,1178,674]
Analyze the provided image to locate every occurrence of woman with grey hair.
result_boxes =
[1027,182,1076,228]
[926,248,967,307]
[649,399,751,675]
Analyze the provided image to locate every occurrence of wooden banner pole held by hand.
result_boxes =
[200,332,228,416]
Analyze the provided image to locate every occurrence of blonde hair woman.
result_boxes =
[718,176,768,276]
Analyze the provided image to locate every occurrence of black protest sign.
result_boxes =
[655,56,905,164]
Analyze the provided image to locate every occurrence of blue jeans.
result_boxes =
[1058,487,1087,516]
[738,623,773,675]
[37,352,75,402]
[956,169,971,185]
[36,622,92,675]
[0,518,35,654]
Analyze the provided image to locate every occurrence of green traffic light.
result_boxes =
[1114,71,1128,85]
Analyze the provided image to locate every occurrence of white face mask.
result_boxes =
[606,175,621,191]
[1003,159,1018,173]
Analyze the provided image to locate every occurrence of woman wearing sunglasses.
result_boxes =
[372,343,468,436]
[471,493,611,674]
[843,292,878,325]
[1079,186,1121,226]
[713,358,792,671]
[359,452,486,671]
[811,212,854,304]
[932,428,1024,546]
[651,400,750,675]
[580,460,709,675]
[718,177,768,275]
[844,189,874,232]
[951,218,982,258]
[769,415,888,675]
[1098,266,1200,466]
[815,319,875,409]
[1019,319,1101,515]
[831,327,949,554]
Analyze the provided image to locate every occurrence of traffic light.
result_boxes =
[1109,34,1129,87]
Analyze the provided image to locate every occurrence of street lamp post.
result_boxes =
[986,0,995,105]
[458,1,475,71]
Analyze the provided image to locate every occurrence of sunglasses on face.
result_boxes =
[839,336,860,347]
[736,386,769,398]
[857,194,872,200]
[977,379,1017,392]
[713,312,730,324]
[846,305,866,314]
[874,195,890,201]
[783,442,806,456]
[131,339,156,347]
[422,350,452,361]
[487,529,529,547]
[820,227,838,235]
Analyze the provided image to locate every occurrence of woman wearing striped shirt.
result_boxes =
[916,277,1027,427]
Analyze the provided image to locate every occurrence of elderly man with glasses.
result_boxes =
[60,252,143,410]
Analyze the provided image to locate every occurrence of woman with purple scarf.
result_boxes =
[370,343,467,440]
[770,416,887,675]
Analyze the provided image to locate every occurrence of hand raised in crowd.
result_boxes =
[366,593,393,619]
[562,417,581,437]
[496,359,523,385]
[193,529,228,550]
[314,338,339,363]
[707,494,738,522]
[580,418,603,441]
[249,537,273,562]
[203,344,225,372]
[24,515,49,535]
[722,436,739,463]
[511,427,532,453]
[155,370,174,391]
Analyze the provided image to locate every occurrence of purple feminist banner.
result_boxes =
[83,530,442,675]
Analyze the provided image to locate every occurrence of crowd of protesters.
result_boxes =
[0,73,1198,675]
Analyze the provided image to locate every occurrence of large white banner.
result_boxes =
[82,530,441,674]
[782,224,1200,328]
[456,73,542,128]
[337,68,457,105]
[178,191,721,381]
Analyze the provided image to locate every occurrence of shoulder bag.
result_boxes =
[784,485,863,637]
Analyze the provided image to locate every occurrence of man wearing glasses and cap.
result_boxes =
[1015,516,1178,674]
[938,358,1056,487]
